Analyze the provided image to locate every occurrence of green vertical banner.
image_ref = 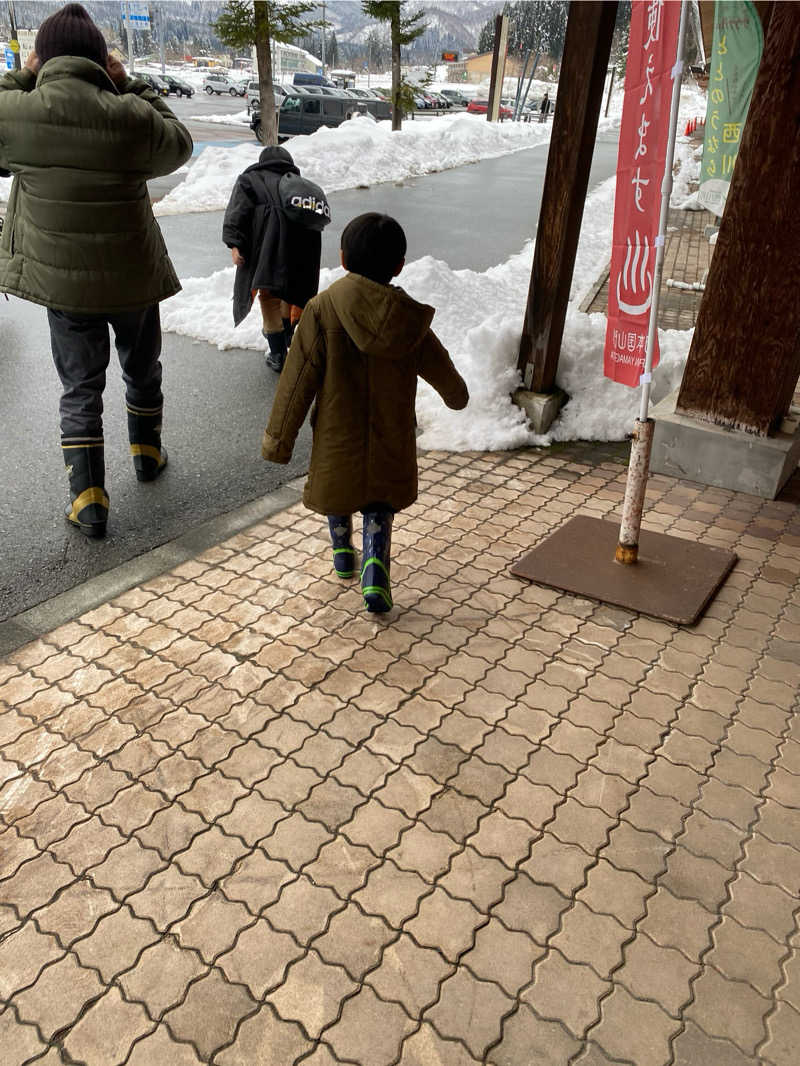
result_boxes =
[698,0,763,216]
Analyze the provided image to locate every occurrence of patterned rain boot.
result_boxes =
[328,515,356,579]
[263,329,287,373]
[127,402,168,482]
[62,438,109,538]
[361,510,393,613]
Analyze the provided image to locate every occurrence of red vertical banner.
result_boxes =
[604,0,682,386]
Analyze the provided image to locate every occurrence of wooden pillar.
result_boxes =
[676,3,800,436]
[517,2,617,393]
[487,15,508,123]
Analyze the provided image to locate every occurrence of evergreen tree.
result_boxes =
[362,1,426,131]
[213,0,319,144]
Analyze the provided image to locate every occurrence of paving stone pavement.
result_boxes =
[1,442,799,1066]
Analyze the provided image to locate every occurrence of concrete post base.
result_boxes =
[650,389,800,499]
[513,387,568,435]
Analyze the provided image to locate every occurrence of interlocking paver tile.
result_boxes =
[98,782,168,835]
[367,932,452,1016]
[217,917,304,996]
[73,904,159,982]
[602,820,672,881]
[215,1005,313,1065]
[0,1006,46,1063]
[120,938,206,1017]
[671,1019,760,1066]
[640,885,715,959]
[492,872,570,944]
[697,777,762,831]
[268,951,357,1039]
[688,966,773,1053]
[13,953,103,1039]
[342,799,411,855]
[175,824,250,888]
[576,857,650,929]
[387,822,460,881]
[476,725,538,772]
[165,968,257,1060]
[708,916,788,996]
[742,833,800,895]
[616,930,699,1016]
[522,949,609,1036]
[0,852,75,922]
[487,1004,581,1066]
[762,1000,800,1066]
[89,837,165,898]
[314,903,395,979]
[261,810,334,870]
[263,874,342,943]
[551,899,629,977]
[173,891,254,963]
[591,983,680,1066]
[0,921,64,1001]
[126,1025,205,1066]
[621,786,687,842]
[427,967,514,1058]
[398,1023,482,1065]
[463,916,545,994]
[63,986,152,1066]
[523,832,593,896]
[219,790,286,845]
[405,886,484,961]
[34,879,117,945]
[324,984,415,1065]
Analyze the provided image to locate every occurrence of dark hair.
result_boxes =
[340,213,406,284]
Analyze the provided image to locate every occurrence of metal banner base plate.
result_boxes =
[510,516,737,626]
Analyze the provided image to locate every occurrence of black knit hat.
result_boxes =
[35,3,108,67]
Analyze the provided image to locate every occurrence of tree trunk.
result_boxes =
[676,4,800,436]
[391,10,401,132]
[516,2,617,392]
[254,1,277,146]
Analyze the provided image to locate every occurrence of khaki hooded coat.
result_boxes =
[262,272,469,515]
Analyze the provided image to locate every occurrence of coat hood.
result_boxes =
[37,54,119,94]
[327,272,435,358]
[245,145,299,178]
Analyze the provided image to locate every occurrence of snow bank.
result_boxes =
[190,110,251,127]
[153,111,556,216]
[0,175,11,201]
[161,169,693,451]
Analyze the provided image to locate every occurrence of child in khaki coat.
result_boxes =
[262,213,469,613]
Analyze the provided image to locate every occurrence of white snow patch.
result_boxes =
[154,111,558,216]
[161,165,694,452]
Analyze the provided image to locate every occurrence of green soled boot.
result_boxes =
[127,402,168,482]
[62,439,108,538]
[361,510,393,613]
[328,515,356,578]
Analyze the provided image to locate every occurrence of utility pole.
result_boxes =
[158,2,165,75]
[124,1,135,72]
[321,0,326,75]
[7,0,21,70]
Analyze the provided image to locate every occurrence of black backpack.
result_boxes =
[278,173,332,231]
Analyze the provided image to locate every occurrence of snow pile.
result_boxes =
[154,111,556,216]
[0,175,11,201]
[161,171,693,450]
[192,110,251,127]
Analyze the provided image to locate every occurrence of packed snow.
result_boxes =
[154,111,562,216]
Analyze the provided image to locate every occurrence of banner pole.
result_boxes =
[616,0,689,564]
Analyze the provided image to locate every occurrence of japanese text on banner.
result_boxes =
[603,0,681,388]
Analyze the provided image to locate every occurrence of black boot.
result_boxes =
[361,510,393,613]
[328,514,356,579]
[127,402,168,482]
[263,329,287,373]
[282,316,296,351]
[62,438,108,538]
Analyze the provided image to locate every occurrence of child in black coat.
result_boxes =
[222,146,329,372]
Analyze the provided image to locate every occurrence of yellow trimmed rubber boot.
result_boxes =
[127,402,168,482]
[62,439,109,538]
[361,510,393,613]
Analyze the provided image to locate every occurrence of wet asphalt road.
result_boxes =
[0,124,619,622]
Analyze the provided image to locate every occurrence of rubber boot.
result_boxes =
[263,329,287,373]
[328,515,356,579]
[62,438,108,538]
[361,510,393,613]
[127,402,168,482]
[282,316,296,352]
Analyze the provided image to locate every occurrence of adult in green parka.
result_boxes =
[0,3,192,537]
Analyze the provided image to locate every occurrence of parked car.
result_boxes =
[136,71,170,97]
[440,88,468,107]
[245,80,285,114]
[250,90,390,142]
[203,71,243,96]
[466,97,513,119]
[427,91,452,108]
[161,74,194,97]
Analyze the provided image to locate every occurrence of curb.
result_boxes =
[0,477,306,659]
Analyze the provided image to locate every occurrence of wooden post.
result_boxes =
[675,4,800,436]
[487,15,508,123]
[517,2,618,393]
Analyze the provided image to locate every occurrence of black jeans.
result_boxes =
[47,305,163,439]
